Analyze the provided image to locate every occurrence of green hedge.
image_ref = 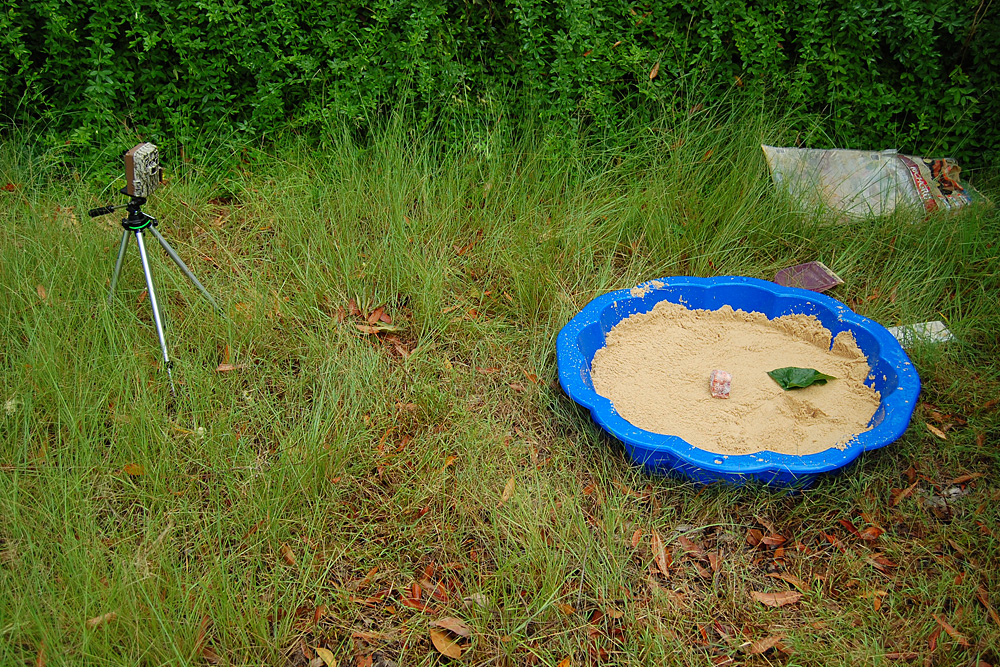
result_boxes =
[2,0,997,165]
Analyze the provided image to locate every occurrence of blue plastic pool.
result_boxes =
[556,276,920,487]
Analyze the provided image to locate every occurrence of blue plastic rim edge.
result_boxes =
[556,276,921,487]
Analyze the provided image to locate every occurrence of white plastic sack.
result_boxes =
[762,145,983,221]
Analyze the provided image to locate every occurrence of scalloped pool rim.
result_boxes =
[556,276,921,487]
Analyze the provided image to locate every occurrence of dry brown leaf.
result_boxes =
[500,477,516,505]
[193,615,211,656]
[631,528,642,548]
[926,423,948,440]
[123,463,145,476]
[347,298,361,317]
[883,652,918,661]
[932,613,970,647]
[314,647,337,667]
[355,324,380,335]
[707,551,720,573]
[678,534,704,556]
[927,625,941,652]
[34,645,44,667]
[36,285,47,300]
[892,481,920,506]
[313,604,327,625]
[557,658,571,667]
[766,572,809,592]
[216,363,244,372]
[651,530,671,576]
[509,382,526,393]
[556,603,575,615]
[356,656,372,667]
[858,525,884,541]
[367,307,384,325]
[949,473,984,485]
[86,611,117,629]
[692,561,712,579]
[280,543,296,566]
[431,617,472,638]
[201,647,223,665]
[745,635,785,655]
[976,586,1000,628]
[839,519,861,537]
[443,455,458,468]
[750,590,802,607]
[649,62,660,80]
[867,555,898,573]
[429,628,462,659]
[746,528,763,546]
[760,533,786,547]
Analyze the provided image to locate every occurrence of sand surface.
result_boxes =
[590,301,880,456]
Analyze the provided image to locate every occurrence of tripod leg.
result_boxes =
[108,229,130,305]
[135,230,176,396]
[148,226,221,313]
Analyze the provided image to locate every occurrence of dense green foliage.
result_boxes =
[2,0,998,164]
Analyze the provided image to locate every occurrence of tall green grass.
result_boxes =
[1,101,998,666]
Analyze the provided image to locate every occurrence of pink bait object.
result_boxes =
[710,370,732,399]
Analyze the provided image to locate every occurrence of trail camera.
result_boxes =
[124,143,162,197]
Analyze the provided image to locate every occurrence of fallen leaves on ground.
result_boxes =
[892,481,920,506]
[314,647,337,667]
[750,590,802,607]
[858,525,884,541]
[766,572,809,592]
[926,423,948,440]
[977,586,1000,628]
[36,285,47,300]
[744,635,785,655]
[500,477,516,505]
[280,543,296,566]
[431,617,472,638]
[123,463,145,476]
[677,534,704,556]
[215,363,244,373]
[932,613,970,648]
[86,611,117,628]
[429,627,462,659]
[649,62,660,80]
[651,530,671,576]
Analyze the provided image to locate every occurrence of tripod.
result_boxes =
[90,190,220,395]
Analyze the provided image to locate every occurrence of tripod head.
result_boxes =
[89,188,156,231]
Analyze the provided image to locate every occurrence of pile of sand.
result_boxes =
[590,301,880,456]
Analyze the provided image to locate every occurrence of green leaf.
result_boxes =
[767,367,836,390]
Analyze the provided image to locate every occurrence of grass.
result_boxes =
[1,101,999,667]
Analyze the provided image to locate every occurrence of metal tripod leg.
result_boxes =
[108,230,130,305]
[148,226,221,313]
[134,230,176,396]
